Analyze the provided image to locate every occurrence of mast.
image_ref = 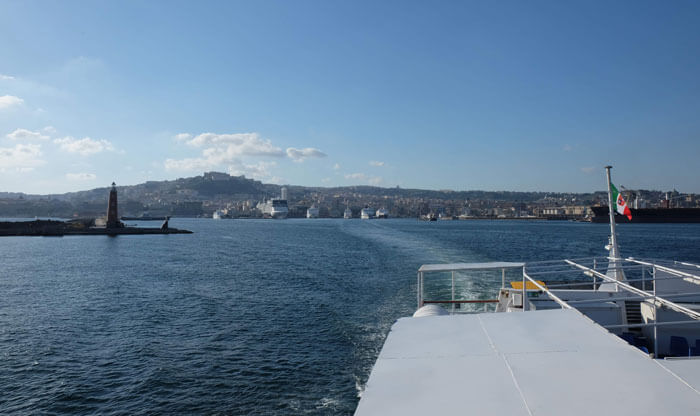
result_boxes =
[602,166,625,291]
[604,166,619,259]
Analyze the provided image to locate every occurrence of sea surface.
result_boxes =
[2,219,700,414]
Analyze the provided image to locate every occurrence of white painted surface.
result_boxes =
[418,262,525,273]
[659,358,700,392]
[412,304,448,317]
[355,309,700,415]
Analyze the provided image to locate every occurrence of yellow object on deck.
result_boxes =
[510,280,546,290]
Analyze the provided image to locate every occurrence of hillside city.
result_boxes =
[0,171,698,220]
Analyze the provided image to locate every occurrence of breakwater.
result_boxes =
[0,219,192,236]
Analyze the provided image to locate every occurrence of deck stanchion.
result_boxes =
[417,272,421,309]
[451,271,455,314]
[501,268,505,289]
[522,270,527,311]
[420,271,424,308]
[653,267,658,358]
[593,259,597,289]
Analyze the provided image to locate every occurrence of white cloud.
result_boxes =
[228,160,279,181]
[54,136,116,156]
[333,163,341,170]
[0,74,16,81]
[0,143,44,170]
[0,95,23,110]
[174,133,192,142]
[580,166,596,174]
[164,157,212,172]
[563,144,573,152]
[185,132,285,157]
[6,128,50,141]
[286,147,327,162]
[167,132,286,171]
[166,131,323,180]
[321,177,331,183]
[66,172,97,181]
[166,131,285,174]
[369,160,385,167]
[345,172,383,185]
[43,126,57,134]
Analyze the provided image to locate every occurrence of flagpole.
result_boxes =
[605,165,619,259]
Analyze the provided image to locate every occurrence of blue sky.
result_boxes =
[1,1,699,194]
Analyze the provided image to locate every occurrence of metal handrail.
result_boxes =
[626,258,700,282]
[416,256,700,358]
[534,274,693,289]
[605,320,700,329]
[417,263,523,310]
[565,260,700,321]
[422,299,499,304]
[521,271,573,310]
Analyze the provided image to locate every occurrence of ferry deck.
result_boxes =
[355,259,700,415]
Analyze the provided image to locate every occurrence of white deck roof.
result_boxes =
[355,309,700,415]
[418,261,525,273]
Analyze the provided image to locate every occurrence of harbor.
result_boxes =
[2,1,700,414]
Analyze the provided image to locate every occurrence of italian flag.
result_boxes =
[611,183,632,220]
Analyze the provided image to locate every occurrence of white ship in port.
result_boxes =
[360,206,375,219]
[306,205,319,218]
[257,187,289,219]
[344,207,352,219]
[375,208,389,219]
[212,209,225,219]
[258,199,288,219]
[355,166,700,415]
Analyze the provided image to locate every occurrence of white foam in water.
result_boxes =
[355,376,365,398]
[340,220,483,265]
[316,397,341,408]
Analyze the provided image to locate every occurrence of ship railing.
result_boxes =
[417,262,525,313]
[524,257,700,357]
[520,257,700,314]
[419,257,700,356]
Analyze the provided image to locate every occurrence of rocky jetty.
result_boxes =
[0,219,192,237]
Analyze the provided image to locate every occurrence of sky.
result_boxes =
[1,0,700,194]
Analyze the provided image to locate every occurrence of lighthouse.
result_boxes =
[106,182,120,228]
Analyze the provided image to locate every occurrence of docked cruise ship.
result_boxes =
[257,198,288,219]
[375,208,389,219]
[355,166,700,415]
[306,205,319,218]
[360,206,375,219]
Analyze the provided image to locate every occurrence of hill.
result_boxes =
[0,171,610,218]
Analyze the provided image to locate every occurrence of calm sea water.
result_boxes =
[2,219,700,414]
